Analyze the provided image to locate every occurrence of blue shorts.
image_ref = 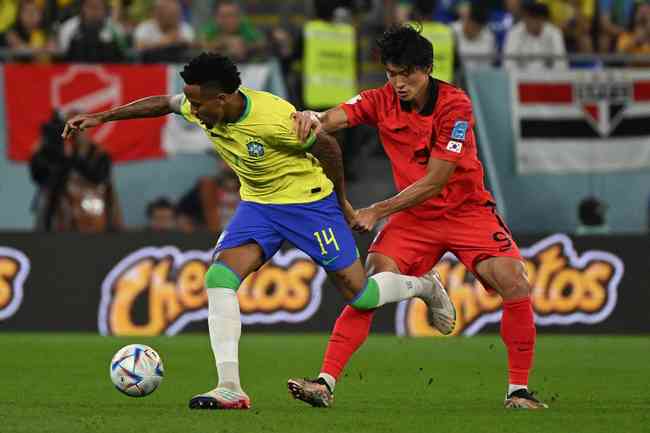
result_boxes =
[215,193,359,272]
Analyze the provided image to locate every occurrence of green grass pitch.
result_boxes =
[1,334,648,433]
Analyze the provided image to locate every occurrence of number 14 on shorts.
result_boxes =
[313,228,340,255]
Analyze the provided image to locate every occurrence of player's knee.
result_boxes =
[205,262,241,291]
[500,271,531,300]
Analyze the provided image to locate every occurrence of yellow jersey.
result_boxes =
[180,87,333,205]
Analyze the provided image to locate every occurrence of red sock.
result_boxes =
[320,305,375,379]
[500,297,536,385]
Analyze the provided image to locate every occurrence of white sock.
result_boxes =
[318,372,336,392]
[372,272,432,307]
[207,288,243,394]
[508,384,528,396]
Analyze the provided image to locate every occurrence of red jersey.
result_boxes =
[340,79,494,219]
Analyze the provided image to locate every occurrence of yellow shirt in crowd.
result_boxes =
[539,0,595,28]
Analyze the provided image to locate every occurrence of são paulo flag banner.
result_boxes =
[510,69,650,174]
[3,63,283,162]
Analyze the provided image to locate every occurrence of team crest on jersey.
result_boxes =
[247,141,265,158]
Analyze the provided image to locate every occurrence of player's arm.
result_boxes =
[62,94,184,139]
[309,132,357,225]
[294,89,382,142]
[354,157,456,232]
[293,107,350,142]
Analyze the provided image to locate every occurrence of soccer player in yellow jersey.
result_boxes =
[63,53,455,410]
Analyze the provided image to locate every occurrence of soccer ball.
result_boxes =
[110,344,164,397]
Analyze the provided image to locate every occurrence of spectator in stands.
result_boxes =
[30,110,122,232]
[452,3,497,69]
[598,0,638,52]
[617,2,650,65]
[433,0,466,23]
[0,0,19,34]
[504,2,567,70]
[488,0,523,53]
[539,0,594,53]
[41,0,78,28]
[5,0,56,61]
[133,0,195,62]
[58,0,126,62]
[146,196,176,231]
[112,0,191,33]
[177,163,241,234]
[199,1,266,62]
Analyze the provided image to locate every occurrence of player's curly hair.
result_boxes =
[376,24,433,70]
[180,52,242,93]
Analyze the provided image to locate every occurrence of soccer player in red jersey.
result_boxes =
[288,25,548,409]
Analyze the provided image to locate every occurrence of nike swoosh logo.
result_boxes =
[322,256,339,265]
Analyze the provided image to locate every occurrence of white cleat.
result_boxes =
[419,269,456,335]
[188,387,251,410]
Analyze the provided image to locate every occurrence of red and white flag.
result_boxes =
[511,69,650,174]
[4,64,168,162]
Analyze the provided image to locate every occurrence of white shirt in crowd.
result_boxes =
[133,19,195,48]
[503,21,567,70]
[452,21,496,69]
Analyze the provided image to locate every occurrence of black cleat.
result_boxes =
[504,388,548,409]
[287,377,334,408]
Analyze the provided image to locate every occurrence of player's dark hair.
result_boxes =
[180,52,242,93]
[376,24,433,70]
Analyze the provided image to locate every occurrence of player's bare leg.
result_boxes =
[189,243,263,410]
[475,256,548,409]
[288,255,453,407]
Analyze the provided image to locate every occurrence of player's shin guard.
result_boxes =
[321,305,375,380]
[500,296,536,386]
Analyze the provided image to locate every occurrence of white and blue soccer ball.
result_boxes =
[110,344,164,397]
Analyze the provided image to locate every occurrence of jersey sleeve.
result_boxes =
[429,94,474,163]
[270,110,317,150]
[339,88,382,127]
[178,95,200,124]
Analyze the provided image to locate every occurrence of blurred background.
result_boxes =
[0,0,648,337]
[1,0,650,234]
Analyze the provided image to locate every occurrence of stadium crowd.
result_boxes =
[1,0,649,65]
[5,0,640,232]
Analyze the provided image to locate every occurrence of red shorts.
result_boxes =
[369,204,522,292]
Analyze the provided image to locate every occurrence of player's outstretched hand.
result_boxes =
[292,111,322,143]
[353,206,381,233]
[62,113,103,140]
